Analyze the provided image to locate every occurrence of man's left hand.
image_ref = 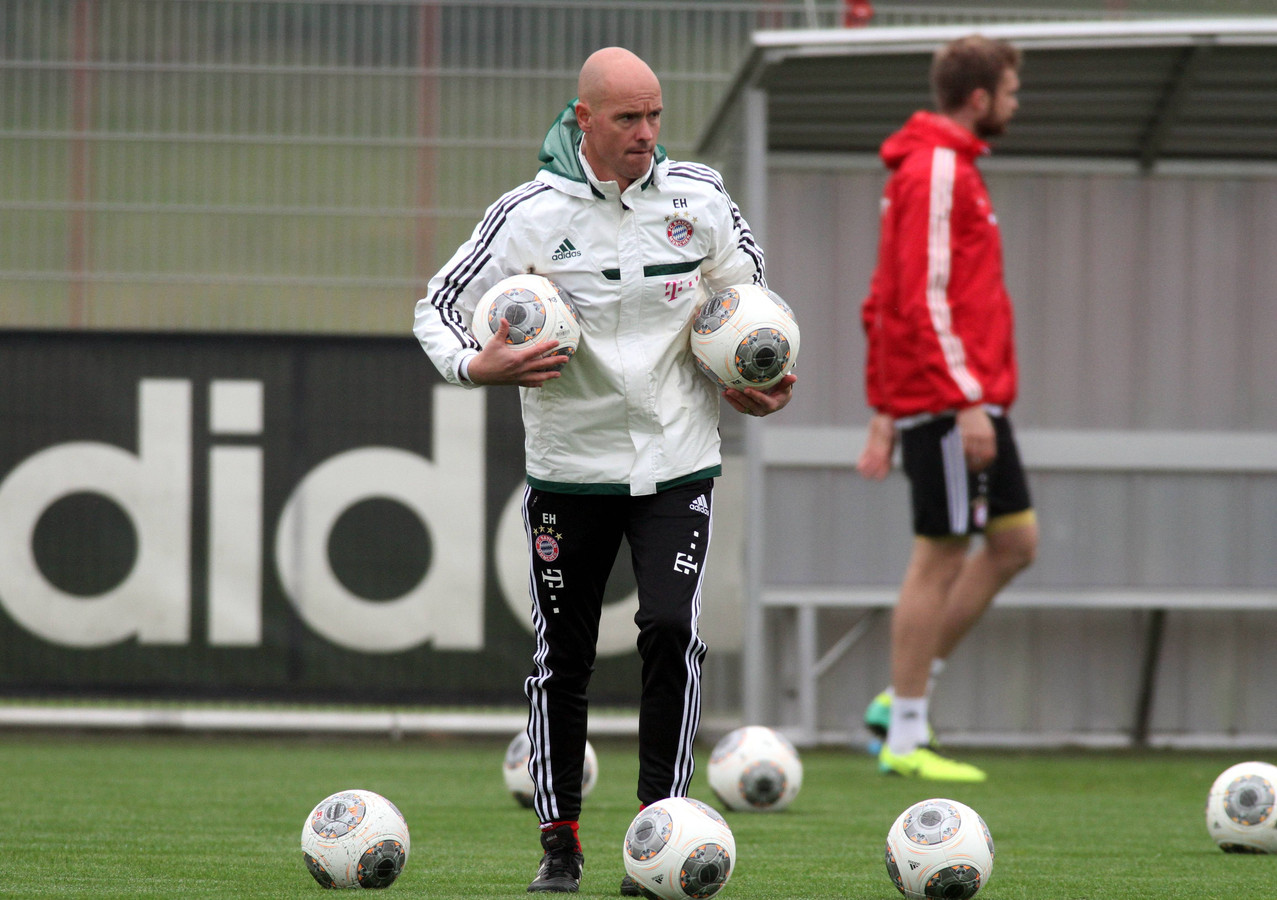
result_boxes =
[723,373,797,418]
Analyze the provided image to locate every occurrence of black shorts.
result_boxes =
[899,413,1033,538]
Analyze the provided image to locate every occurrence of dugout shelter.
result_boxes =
[698,18,1277,748]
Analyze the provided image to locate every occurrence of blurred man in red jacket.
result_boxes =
[857,34,1038,782]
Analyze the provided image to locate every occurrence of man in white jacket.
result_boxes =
[414,47,795,895]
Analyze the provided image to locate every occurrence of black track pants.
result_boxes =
[521,478,713,824]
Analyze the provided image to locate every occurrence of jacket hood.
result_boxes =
[880,110,989,170]
[537,98,667,183]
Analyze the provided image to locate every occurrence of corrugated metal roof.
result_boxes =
[698,18,1277,169]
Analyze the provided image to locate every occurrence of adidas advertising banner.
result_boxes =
[0,331,645,704]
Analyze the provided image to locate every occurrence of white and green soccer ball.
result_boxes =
[885,798,994,900]
[707,725,803,812]
[501,731,597,809]
[300,789,410,889]
[471,273,581,365]
[1205,760,1277,853]
[623,796,735,900]
[690,283,799,391]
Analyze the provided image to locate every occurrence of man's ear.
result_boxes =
[969,87,992,117]
[575,100,591,134]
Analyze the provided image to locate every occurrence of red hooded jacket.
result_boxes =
[861,111,1018,419]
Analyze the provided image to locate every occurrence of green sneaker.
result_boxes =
[863,690,938,752]
[863,690,893,740]
[878,746,987,782]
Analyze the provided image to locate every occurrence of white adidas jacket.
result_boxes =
[413,103,766,496]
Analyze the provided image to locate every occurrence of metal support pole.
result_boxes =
[740,83,770,726]
[1132,608,1166,745]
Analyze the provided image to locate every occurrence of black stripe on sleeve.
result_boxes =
[429,181,553,347]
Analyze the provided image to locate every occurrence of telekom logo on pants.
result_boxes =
[0,379,484,653]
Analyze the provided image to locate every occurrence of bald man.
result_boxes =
[415,47,794,894]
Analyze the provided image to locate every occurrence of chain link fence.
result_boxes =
[0,0,1250,333]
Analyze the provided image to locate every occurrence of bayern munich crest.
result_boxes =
[666,217,694,247]
[535,533,560,562]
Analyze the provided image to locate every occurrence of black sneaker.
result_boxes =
[619,873,642,896]
[527,824,584,893]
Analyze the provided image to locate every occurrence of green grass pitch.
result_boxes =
[0,731,1272,898]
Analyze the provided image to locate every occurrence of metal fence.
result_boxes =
[1,0,1229,335]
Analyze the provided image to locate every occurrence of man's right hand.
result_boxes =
[957,405,996,471]
[856,412,896,481]
[465,319,571,387]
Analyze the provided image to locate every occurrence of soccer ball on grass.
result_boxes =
[690,283,799,391]
[707,725,803,812]
[470,273,581,366]
[502,731,597,809]
[1205,760,1277,853]
[300,789,410,889]
[623,796,735,899]
[885,797,993,900]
